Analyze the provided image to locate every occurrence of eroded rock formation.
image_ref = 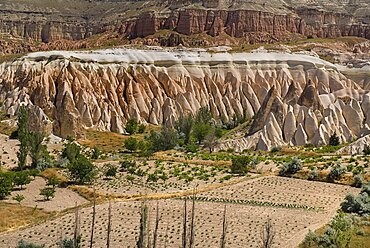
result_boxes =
[1,48,369,153]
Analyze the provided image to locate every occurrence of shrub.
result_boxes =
[124,137,138,152]
[185,144,199,153]
[363,145,370,155]
[61,142,81,162]
[329,133,340,146]
[66,155,96,184]
[17,240,45,248]
[12,194,25,204]
[278,158,302,176]
[308,170,318,181]
[137,124,146,134]
[303,212,353,248]
[327,164,345,182]
[47,176,60,188]
[120,160,136,172]
[91,147,100,160]
[13,171,32,189]
[40,187,55,201]
[231,156,252,175]
[270,146,282,153]
[353,175,363,188]
[148,127,178,151]
[104,164,118,178]
[341,193,369,215]
[0,172,14,199]
[125,118,138,135]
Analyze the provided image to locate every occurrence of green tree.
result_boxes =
[13,171,32,189]
[62,142,81,162]
[149,127,178,151]
[125,118,138,135]
[124,137,138,152]
[192,122,211,144]
[67,155,96,184]
[17,106,30,170]
[329,133,340,146]
[231,156,253,175]
[40,187,55,201]
[0,172,13,199]
[175,114,193,145]
[192,107,213,145]
[28,131,47,168]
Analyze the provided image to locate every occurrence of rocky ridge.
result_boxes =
[0,0,369,53]
[1,48,369,152]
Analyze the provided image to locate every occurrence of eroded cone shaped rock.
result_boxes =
[248,86,279,135]
[283,109,296,143]
[298,79,322,111]
[295,123,308,146]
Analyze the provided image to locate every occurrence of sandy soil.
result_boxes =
[0,176,359,248]
[5,177,88,212]
[0,134,19,169]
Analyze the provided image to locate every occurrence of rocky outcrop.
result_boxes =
[125,8,370,42]
[0,1,369,49]
[1,48,369,153]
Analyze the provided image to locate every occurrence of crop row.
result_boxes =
[182,196,323,212]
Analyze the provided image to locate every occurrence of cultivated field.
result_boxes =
[0,176,359,248]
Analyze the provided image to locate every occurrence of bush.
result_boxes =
[17,240,45,248]
[47,176,60,188]
[279,158,302,176]
[303,212,353,248]
[66,155,96,184]
[12,194,25,204]
[124,137,138,152]
[185,144,199,153]
[104,164,118,178]
[0,172,13,199]
[329,133,340,146]
[61,142,81,162]
[120,160,136,172]
[13,171,32,189]
[353,175,363,188]
[308,170,318,181]
[341,193,369,215]
[40,187,55,201]
[91,147,100,160]
[137,124,146,134]
[149,127,178,151]
[327,164,345,182]
[270,146,282,153]
[231,156,252,175]
[125,118,138,135]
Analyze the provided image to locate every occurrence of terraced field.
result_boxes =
[0,176,359,248]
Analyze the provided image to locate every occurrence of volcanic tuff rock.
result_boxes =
[0,0,369,50]
[1,48,370,152]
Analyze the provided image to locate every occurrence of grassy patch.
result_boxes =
[0,203,52,233]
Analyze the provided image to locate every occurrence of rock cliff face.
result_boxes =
[1,48,369,152]
[0,0,369,49]
[124,8,370,41]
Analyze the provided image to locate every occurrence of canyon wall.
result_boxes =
[124,8,370,41]
[1,49,369,151]
[1,4,369,46]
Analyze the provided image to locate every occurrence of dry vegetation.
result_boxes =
[0,203,51,233]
